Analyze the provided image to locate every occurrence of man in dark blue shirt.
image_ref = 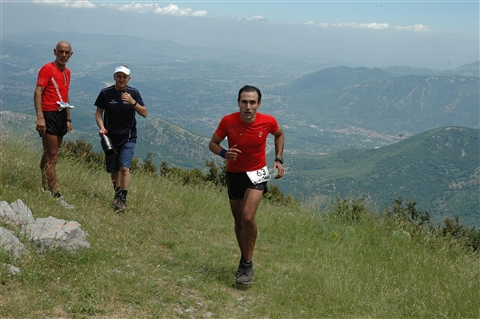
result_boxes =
[95,65,148,213]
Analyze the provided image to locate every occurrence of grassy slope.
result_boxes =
[280,127,480,227]
[0,137,479,319]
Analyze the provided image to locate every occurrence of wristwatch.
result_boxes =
[274,158,284,164]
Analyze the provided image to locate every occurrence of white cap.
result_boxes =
[114,65,130,75]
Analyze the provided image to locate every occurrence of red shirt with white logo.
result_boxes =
[215,112,279,172]
[36,62,70,112]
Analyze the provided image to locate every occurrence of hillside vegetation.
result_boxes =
[1,136,479,318]
[279,126,480,227]
[1,112,478,227]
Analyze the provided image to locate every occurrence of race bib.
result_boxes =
[246,165,271,185]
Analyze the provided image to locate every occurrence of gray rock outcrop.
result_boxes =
[0,227,28,258]
[0,199,90,275]
[22,216,90,253]
[1,199,35,226]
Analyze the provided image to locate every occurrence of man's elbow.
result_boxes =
[208,142,216,153]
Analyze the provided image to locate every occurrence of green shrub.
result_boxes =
[62,139,104,170]
[327,197,369,223]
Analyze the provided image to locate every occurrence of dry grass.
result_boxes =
[1,136,479,318]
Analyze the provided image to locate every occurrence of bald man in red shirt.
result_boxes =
[34,41,74,209]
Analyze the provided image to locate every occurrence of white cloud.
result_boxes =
[356,22,391,30]
[316,21,433,33]
[116,2,156,14]
[33,1,207,16]
[331,22,391,30]
[394,24,433,33]
[29,1,437,33]
[33,0,95,9]
[245,16,267,22]
[152,4,207,17]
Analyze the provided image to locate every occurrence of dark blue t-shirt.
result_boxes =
[94,85,144,146]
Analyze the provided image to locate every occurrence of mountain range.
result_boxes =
[1,32,478,226]
[268,65,478,154]
[273,126,479,227]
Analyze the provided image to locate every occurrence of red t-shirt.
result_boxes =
[215,112,279,172]
[36,62,71,112]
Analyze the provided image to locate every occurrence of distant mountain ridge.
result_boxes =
[291,66,395,90]
[275,126,479,227]
[271,67,479,153]
[0,111,214,170]
[137,118,215,168]
[2,32,478,155]
[383,61,479,77]
[2,111,478,226]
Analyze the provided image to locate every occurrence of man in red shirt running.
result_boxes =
[34,41,74,209]
[209,85,285,287]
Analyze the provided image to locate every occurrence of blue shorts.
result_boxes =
[226,171,267,200]
[105,141,136,173]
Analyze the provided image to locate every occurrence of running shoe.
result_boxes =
[236,256,247,278]
[112,187,122,206]
[42,187,52,196]
[56,195,75,209]
[236,260,254,285]
[113,195,120,207]
[114,199,126,214]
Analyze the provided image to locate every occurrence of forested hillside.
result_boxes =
[276,126,479,226]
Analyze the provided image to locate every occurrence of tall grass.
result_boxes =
[1,136,479,318]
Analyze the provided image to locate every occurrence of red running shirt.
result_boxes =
[215,112,279,173]
[36,62,71,112]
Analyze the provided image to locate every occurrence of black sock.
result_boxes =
[242,260,252,266]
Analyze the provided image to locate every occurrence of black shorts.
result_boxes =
[226,171,267,200]
[40,110,68,137]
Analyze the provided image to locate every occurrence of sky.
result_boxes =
[1,0,479,69]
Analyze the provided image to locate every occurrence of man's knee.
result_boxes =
[44,155,59,167]
[43,146,60,159]
[242,212,256,225]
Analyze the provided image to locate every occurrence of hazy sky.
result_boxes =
[1,0,479,69]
